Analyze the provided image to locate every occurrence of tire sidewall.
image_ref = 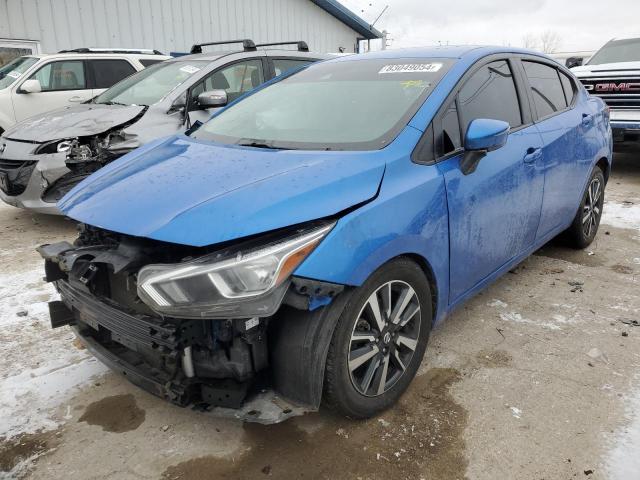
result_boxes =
[574,167,605,247]
[326,258,432,418]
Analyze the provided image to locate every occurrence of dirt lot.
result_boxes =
[1,150,639,480]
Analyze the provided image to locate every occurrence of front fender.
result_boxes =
[295,154,450,325]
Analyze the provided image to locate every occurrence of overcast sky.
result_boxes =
[340,0,640,53]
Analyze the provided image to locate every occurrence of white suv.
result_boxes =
[0,48,171,134]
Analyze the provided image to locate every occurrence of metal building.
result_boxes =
[0,0,382,65]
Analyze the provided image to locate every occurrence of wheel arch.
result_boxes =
[596,156,610,184]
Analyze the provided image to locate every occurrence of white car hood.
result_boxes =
[573,61,640,77]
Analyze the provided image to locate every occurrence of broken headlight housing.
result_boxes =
[137,223,334,319]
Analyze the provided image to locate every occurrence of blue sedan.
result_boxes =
[40,46,612,419]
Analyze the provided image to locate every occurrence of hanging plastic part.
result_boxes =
[182,346,195,378]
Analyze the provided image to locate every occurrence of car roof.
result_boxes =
[323,45,553,64]
[28,52,171,60]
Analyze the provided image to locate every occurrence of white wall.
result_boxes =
[0,0,361,54]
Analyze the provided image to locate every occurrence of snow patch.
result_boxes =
[488,299,508,308]
[499,312,562,330]
[0,267,107,439]
[601,201,640,232]
[606,378,640,479]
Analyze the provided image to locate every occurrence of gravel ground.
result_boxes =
[0,149,638,480]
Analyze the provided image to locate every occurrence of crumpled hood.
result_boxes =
[3,104,146,142]
[59,135,387,247]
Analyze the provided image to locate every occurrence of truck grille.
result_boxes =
[579,77,640,110]
[0,159,37,196]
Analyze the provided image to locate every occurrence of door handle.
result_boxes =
[68,96,84,102]
[523,147,542,164]
[582,113,593,126]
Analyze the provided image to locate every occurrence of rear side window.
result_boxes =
[89,60,136,89]
[29,60,86,91]
[458,60,522,133]
[273,58,313,77]
[140,59,166,68]
[522,61,567,118]
[559,71,576,105]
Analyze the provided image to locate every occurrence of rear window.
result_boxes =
[89,59,137,89]
[522,61,567,118]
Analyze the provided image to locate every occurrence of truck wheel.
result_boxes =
[323,258,432,418]
[565,166,605,249]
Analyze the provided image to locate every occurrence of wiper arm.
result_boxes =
[99,101,128,106]
[236,139,289,150]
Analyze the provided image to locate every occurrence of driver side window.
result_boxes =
[191,59,265,106]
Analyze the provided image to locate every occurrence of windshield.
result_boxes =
[191,58,454,150]
[94,60,208,106]
[0,56,38,90]
[587,38,640,65]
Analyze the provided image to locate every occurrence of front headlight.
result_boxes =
[137,223,334,319]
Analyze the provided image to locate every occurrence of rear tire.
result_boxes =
[323,258,432,418]
[564,166,605,249]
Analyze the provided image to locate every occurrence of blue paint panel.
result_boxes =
[439,124,545,303]
[60,135,386,247]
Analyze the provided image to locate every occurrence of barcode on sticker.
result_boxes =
[245,317,259,330]
[379,63,442,74]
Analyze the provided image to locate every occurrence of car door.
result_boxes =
[518,59,588,238]
[12,59,92,122]
[86,58,137,98]
[187,57,267,124]
[436,58,545,303]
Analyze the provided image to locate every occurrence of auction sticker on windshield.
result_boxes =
[179,65,201,74]
[7,71,21,79]
[379,63,443,74]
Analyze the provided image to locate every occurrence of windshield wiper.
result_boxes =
[99,101,129,106]
[236,139,290,150]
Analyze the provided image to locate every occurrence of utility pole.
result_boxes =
[369,4,389,52]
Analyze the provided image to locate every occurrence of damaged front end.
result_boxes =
[39,108,146,203]
[38,223,346,422]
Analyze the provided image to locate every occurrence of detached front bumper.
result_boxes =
[50,279,307,423]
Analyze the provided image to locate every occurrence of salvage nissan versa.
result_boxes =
[39,46,612,421]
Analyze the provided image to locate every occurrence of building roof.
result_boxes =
[311,0,383,40]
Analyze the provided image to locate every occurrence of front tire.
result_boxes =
[323,258,432,418]
[565,166,605,249]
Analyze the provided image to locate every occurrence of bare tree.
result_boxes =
[539,30,562,53]
[522,33,539,50]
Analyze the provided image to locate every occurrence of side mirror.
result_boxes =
[19,79,42,94]
[464,118,510,152]
[197,89,227,109]
[565,57,583,69]
[460,118,510,175]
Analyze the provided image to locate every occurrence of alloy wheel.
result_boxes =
[582,177,602,238]
[348,280,421,397]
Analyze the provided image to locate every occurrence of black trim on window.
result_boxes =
[412,54,532,165]
[518,55,578,123]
